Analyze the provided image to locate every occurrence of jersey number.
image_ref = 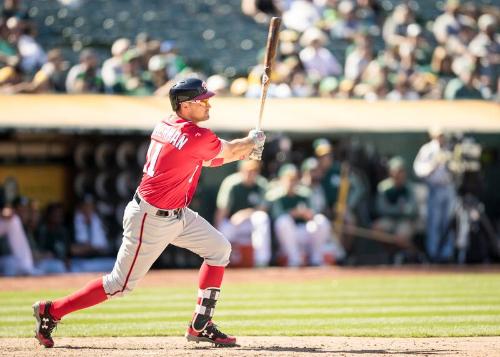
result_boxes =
[143,141,163,177]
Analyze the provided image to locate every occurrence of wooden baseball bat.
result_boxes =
[256,17,281,131]
[333,222,403,245]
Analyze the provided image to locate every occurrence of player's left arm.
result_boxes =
[203,138,253,167]
[203,131,265,167]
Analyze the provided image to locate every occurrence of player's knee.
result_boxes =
[202,234,231,266]
[316,214,331,234]
[102,271,136,298]
[219,238,232,266]
[217,238,231,266]
[275,214,294,232]
[314,213,329,227]
[251,210,270,225]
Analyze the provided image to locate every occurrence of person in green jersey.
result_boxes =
[215,160,271,266]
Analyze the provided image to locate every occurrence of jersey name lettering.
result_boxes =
[152,122,189,150]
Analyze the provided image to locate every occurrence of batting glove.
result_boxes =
[249,144,264,161]
[249,129,266,146]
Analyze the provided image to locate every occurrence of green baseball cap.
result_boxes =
[313,138,332,157]
[301,157,319,172]
[278,163,298,178]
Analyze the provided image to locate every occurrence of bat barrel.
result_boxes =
[256,17,281,131]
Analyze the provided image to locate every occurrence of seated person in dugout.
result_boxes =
[0,203,37,276]
[267,164,331,267]
[372,156,419,250]
[313,138,367,252]
[215,160,271,267]
[300,157,346,263]
[70,194,115,272]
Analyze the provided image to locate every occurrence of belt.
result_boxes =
[134,192,181,218]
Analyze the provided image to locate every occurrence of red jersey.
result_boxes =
[138,114,222,209]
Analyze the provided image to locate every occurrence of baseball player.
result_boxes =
[32,78,266,348]
[268,164,330,267]
[215,160,272,267]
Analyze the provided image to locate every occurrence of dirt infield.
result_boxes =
[2,266,500,356]
[1,336,500,357]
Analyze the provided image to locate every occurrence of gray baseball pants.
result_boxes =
[103,194,231,297]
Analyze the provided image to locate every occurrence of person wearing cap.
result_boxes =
[282,0,321,33]
[373,157,418,258]
[444,57,484,99]
[159,40,186,79]
[313,138,366,223]
[299,27,342,82]
[344,34,373,83]
[147,54,170,96]
[267,163,330,267]
[413,126,455,262]
[101,38,130,93]
[5,16,46,75]
[382,3,416,48]
[65,48,104,93]
[32,77,265,348]
[28,48,67,93]
[113,48,155,96]
[301,157,346,262]
[215,160,272,267]
[330,0,362,40]
[300,157,326,214]
[445,15,477,58]
[8,48,67,94]
[470,14,499,60]
[318,76,339,97]
[433,0,462,45]
[468,14,499,95]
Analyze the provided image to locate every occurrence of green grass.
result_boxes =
[1,273,500,337]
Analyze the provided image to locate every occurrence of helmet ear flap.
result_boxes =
[170,96,179,111]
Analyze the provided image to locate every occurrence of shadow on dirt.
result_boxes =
[54,346,168,351]
[53,344,457,355]
[192,345,456,355]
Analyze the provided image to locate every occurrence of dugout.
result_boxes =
[1,96,499,266]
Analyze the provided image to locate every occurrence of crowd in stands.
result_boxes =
[242,0,499,100]
[0,0,498,99]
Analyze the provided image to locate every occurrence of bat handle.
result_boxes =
[256,113,263,131]
[256,94,265,131]
[256,73,270,131]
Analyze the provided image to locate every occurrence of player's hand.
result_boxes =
[249,144,264,161]
[248,129,266,147]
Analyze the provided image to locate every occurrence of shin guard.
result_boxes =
[192,287,220,332]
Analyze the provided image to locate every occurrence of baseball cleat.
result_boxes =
[185,321,237,347]
[33,301,59,348]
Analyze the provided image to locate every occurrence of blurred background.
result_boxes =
[0,0,499,276]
